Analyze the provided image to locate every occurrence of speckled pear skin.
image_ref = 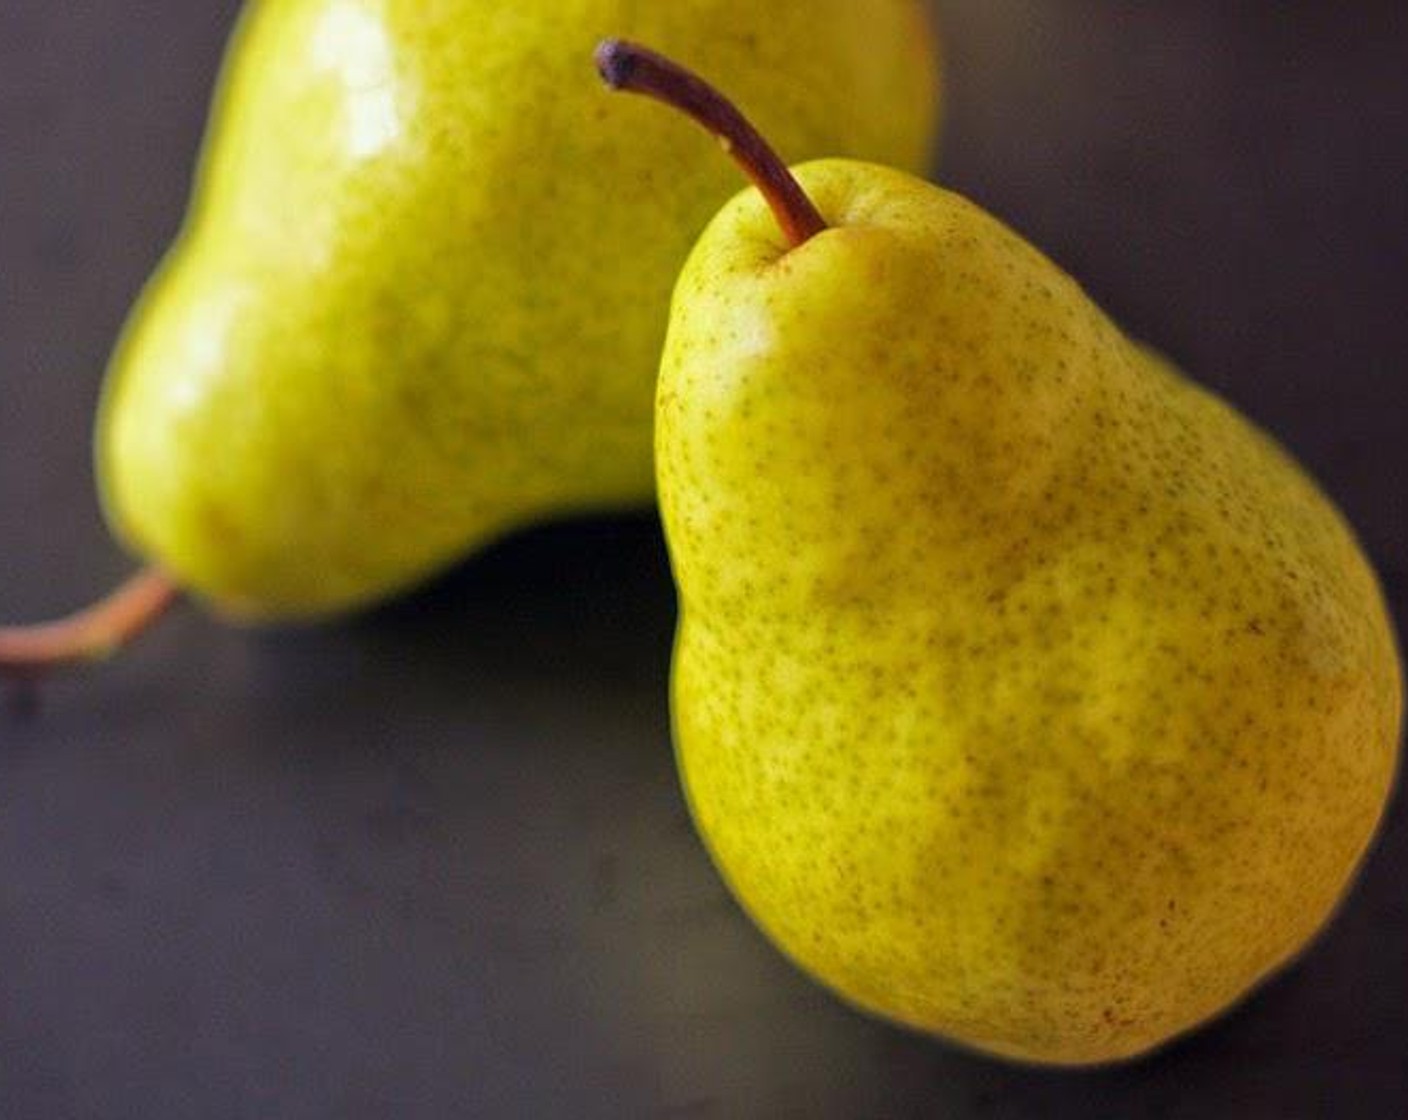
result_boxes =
[96,0,940,619]
[659,160,1403,1065]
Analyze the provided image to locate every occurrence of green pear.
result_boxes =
[96,0,940,621]
[605,44,1403,1065]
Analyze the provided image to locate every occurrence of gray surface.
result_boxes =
[1,2,1406,1116]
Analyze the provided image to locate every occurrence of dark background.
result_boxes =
[1,2,1405,1116]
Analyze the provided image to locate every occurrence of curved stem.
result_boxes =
[595,39,828,249]
[0,567,181,675]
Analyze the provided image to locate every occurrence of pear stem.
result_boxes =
[0,567,181,682]
[595,39,828,249]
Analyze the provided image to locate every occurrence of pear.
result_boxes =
[601,43,1403,1065]
[92,0,939,623]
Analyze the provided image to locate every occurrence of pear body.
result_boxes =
[98,1,939,618]
[660,160,1402,1065]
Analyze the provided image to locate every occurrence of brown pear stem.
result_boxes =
[595,39,828,249]
[0,567,181,677]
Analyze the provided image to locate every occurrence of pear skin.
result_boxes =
[98,1,940,619]
[660,160,1403,1065]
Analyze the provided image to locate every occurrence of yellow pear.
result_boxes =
[602,42,1403,1065]
[101,0,941,619]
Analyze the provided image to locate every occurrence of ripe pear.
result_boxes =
[607,45,1404,1065]
[95,0,940,621]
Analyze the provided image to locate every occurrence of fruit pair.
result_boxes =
[4,2,1400,1068]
